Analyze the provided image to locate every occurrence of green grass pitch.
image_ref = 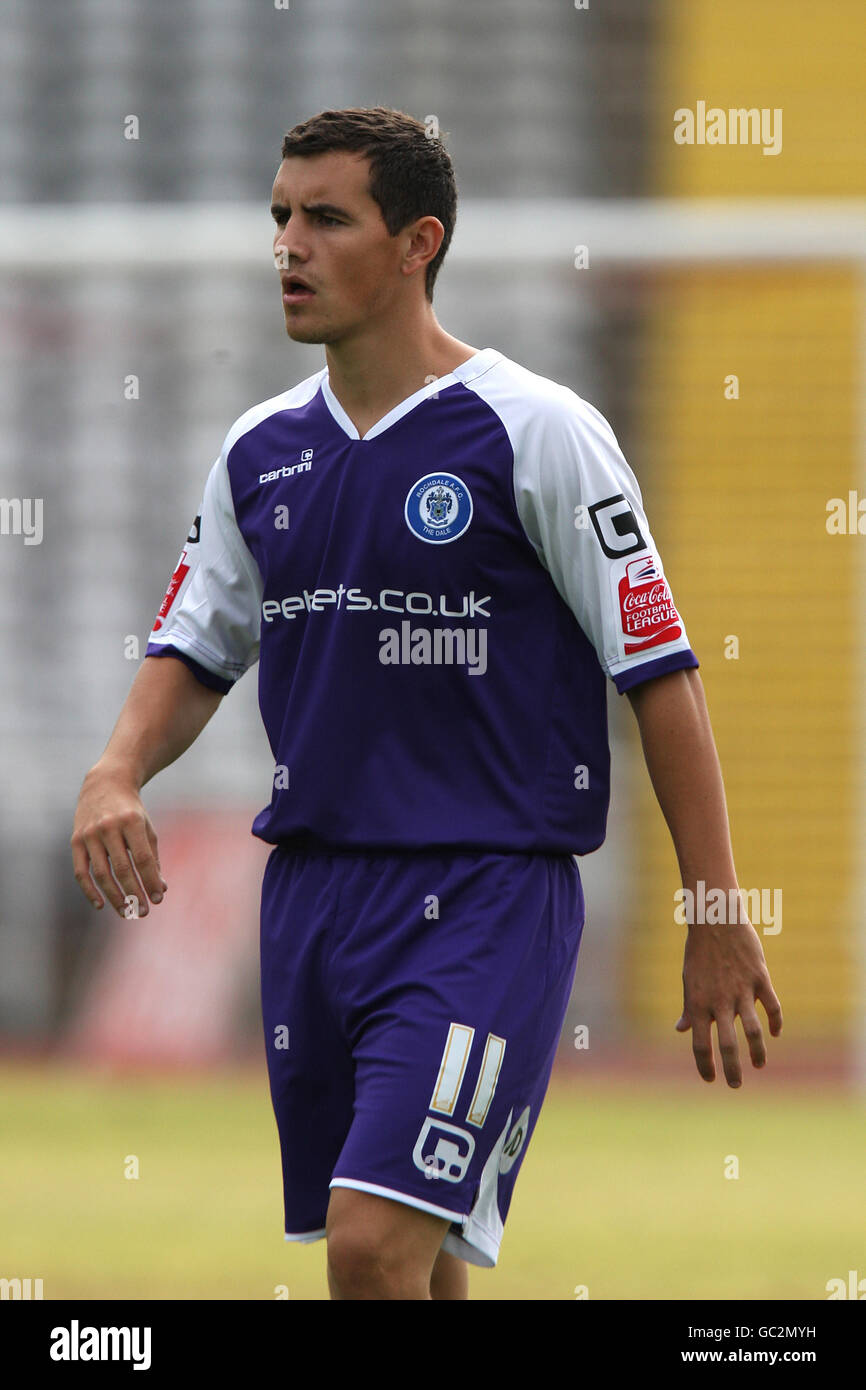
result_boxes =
[0,1062,862,1300]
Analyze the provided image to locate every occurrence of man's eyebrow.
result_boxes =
[269,201,353,219]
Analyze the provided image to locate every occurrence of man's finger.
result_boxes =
[756,980,784,1037]
[144,818,168,894]
[71,835,105,910]
[690,1016,715,1082]
[738,1004,767,1069]
[125,816,166,904]
[714,1015,742,1088]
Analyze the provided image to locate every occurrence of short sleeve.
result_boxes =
[512,395,699,692]
[144,446,263,692]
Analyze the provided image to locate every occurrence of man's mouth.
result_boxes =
[282,278,316,304]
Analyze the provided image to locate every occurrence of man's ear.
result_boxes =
[400,215,444,281]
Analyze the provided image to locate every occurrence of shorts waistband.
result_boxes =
[266,839,579,864]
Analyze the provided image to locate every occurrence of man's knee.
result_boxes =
[327,1224,421,1299]
[325,1189,448,1300]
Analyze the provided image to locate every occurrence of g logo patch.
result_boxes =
[412,1117,475,1183]
[405,472,473,544]
[588,493,646,558]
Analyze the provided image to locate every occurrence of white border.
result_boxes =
[329,1176,466,1226]
[284,1226,327,1244]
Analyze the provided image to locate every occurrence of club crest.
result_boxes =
[405,472,473,544]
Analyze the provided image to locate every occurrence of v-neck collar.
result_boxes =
[320,347,502,442]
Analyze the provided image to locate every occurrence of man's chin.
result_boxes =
[283,316,336,346]
[285,325,324,344]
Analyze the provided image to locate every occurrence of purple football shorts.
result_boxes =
[260,845,585,1267]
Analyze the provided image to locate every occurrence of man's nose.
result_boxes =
[274,226,307,269]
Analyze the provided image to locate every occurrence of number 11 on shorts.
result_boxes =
[429,1022,506,1129]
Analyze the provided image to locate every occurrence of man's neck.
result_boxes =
[323,310,478,438]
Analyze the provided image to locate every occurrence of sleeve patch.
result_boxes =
[152,550,189,632]
[617,554,683,655]
[588,493,647,558]
[151,512,201,633]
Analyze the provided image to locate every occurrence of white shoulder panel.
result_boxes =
[463,355,696,683]
[146,370,324,685]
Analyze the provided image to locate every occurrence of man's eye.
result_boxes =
[273,212,339,228]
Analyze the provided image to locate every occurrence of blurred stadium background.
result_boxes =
[1,0,865,1299]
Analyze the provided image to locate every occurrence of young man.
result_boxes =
[71,106,782,1301]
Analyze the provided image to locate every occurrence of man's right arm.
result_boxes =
[71,654,223,917]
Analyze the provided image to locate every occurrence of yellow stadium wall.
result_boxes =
[625,0,863,1042]
[651,0,866,197]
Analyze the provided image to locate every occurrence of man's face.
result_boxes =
[270,151,412,345]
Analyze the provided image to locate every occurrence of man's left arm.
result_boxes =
[626,666,783,1087]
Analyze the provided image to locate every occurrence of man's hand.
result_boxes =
[70,653,224,917]
[676,915,783,1086]
[71,764,168,918]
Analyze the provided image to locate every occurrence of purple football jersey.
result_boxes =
[146,348,698,852]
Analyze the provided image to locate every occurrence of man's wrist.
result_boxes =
[86,755,145,793]
[677,878,752,931]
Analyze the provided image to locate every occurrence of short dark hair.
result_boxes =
[281,107,457,301]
